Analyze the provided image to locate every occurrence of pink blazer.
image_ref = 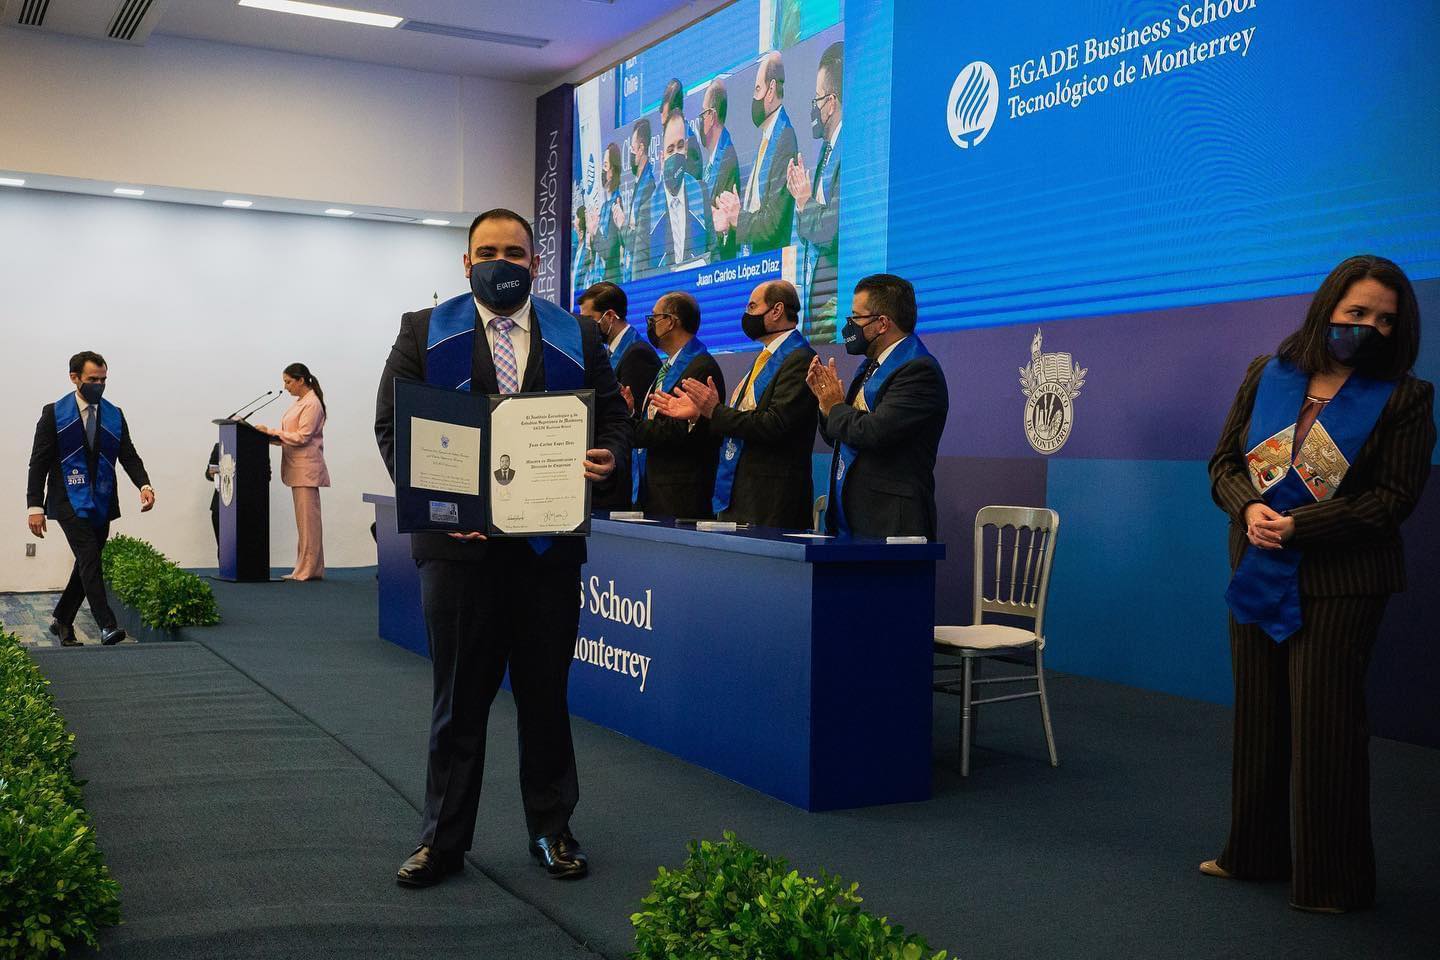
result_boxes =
[274,392,330,488]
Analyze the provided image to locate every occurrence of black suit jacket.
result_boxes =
[28,400,150,522]
[1210,354,1435,596]
[595,334,662,510]
[374,300,632,564]
[207,442,220,514]
[636,349,726,519]
[734,114,799,254]
[709,338,818,529]
[705,140,740,262]
[820,350,949,539]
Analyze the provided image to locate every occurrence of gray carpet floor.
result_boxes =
[25,569,1440,959]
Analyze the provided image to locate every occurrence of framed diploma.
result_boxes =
[392,379,594,537]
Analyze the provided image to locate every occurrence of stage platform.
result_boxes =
[27,570,1440,959]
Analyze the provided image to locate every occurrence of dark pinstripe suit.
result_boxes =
[1209,354,1435,909]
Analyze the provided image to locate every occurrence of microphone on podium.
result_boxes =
[239,392,282,422]
[225,390,275,420]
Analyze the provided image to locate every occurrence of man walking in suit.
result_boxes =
[787,41,844,342]
[629,292,726,519]
[374,209,631,886]
[806,274,949,539]
[652,280,817,529]
[27,351,155,646]
[713,51,799,257]
[579,281,660,509]
[698,79,740,263]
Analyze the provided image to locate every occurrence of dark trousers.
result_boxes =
[417,547,582,853]
[1219,594,1387,910]
[53,517,115,631]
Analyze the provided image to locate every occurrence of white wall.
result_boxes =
[1,188,469,590]
[0,29,538,218]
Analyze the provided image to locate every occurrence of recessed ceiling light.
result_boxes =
[222,199,254,208]
[0,178,25,187]
[421,219,451,226]
[237,0,402,29]
[324,208,355,217]
[113,187,146,196]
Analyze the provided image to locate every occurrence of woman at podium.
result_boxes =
[255,362,330,580]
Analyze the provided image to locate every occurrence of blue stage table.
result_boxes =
[364,493,943,811]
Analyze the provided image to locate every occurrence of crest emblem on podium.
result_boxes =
[1019,330,1086,455]
[219,450,237,507]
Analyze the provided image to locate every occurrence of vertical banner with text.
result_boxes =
[533,84,574,311]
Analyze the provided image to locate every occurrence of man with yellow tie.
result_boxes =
[712,51,799,258]
[651,280,817,528]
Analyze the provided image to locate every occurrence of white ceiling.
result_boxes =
[149,0,716,84]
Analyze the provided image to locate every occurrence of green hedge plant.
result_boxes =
[630,832,947,960]
[0,629,121,958]
[101,535,219,630]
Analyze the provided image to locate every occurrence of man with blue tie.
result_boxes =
[375,209,631,887]
[698,79,740,263]
[651,112,712,271]
[713,51,799,257]
[27,351,155,646]
[614,119,659,282]
[806,274,949,540]
[787,42,843,343]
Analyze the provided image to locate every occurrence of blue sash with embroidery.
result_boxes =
[425,293,586,550]
[607,325,638,373]
[828,337,931,536]
[633,337,708,505]
[55,393,123,528]
[712,331,809,515]
[1224,357,1395,641]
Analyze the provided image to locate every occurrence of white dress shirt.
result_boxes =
[606,324,630,356]
[736,327,797,411]
[854,335,909,413]
[744,107,782,212]
[474,295,534,385]
[815,121,842,205]
[666,184,688,263]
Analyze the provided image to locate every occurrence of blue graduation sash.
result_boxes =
[1224,357,1395,641]
[425,293,586,550]
[633,337,708,504]
[54,393,122,528]
[712,331,809,514]
[828,337,932,537]
[607,325,638,373]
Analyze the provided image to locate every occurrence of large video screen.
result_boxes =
[570,0,844,353]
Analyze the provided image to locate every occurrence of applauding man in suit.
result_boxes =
[806,274,949,539]
[652,280,817,528]
[375,209,630,887]
[630,292,726,518]
[27,351,154,646]
[580,281,660,509]
[713,52,799,257]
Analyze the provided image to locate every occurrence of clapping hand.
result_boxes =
[805,356,845,415]
[678,377,722,419]
[611,197,627,230]
[619,384,636,415]
[786,156,813,210]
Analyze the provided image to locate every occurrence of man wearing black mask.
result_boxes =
[580,280,660,508]
[614,119,658,282]
[787,41,844,342]
[805,274,948,540]
[659,77,704,182]
[651,280,817,528]
[712,51,799,257]
[374,209,631,886]
[27,351,155,646]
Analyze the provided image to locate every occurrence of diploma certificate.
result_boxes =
[487,392,594,536]
[409,417,482,495]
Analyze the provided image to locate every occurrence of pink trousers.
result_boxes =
[289,486,325,581]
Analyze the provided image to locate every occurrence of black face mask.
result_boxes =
[79,382,105,404]
[751,96,767,128]
[810,102,825,139]
[630,153,642,176]
[740,308,769,341]
[470,259,532,313]
[663,153,685,193]
[1326,323,1389,370]
[841,318,874,356]
[646,316,670,349]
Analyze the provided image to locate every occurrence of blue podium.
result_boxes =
[364,494,943,811]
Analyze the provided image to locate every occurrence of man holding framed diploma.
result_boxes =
[375,209,630,887]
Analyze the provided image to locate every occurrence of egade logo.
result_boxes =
[947,61,999,149]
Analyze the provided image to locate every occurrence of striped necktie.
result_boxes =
[491,316,519,394]
[645,361,672,416]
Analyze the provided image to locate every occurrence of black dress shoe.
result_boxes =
[396,845,463,888]
[49,620,82,647]
[530,832,588,880]
[100,626,127,646]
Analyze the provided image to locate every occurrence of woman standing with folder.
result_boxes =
[1203,255,1434,912]
[256,362,330,581]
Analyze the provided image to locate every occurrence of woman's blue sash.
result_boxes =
[1224,357,1394,641]
[828,336,931,536]
[633,337,708,504]
[55,393,122,528]
[712,332,809,515]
